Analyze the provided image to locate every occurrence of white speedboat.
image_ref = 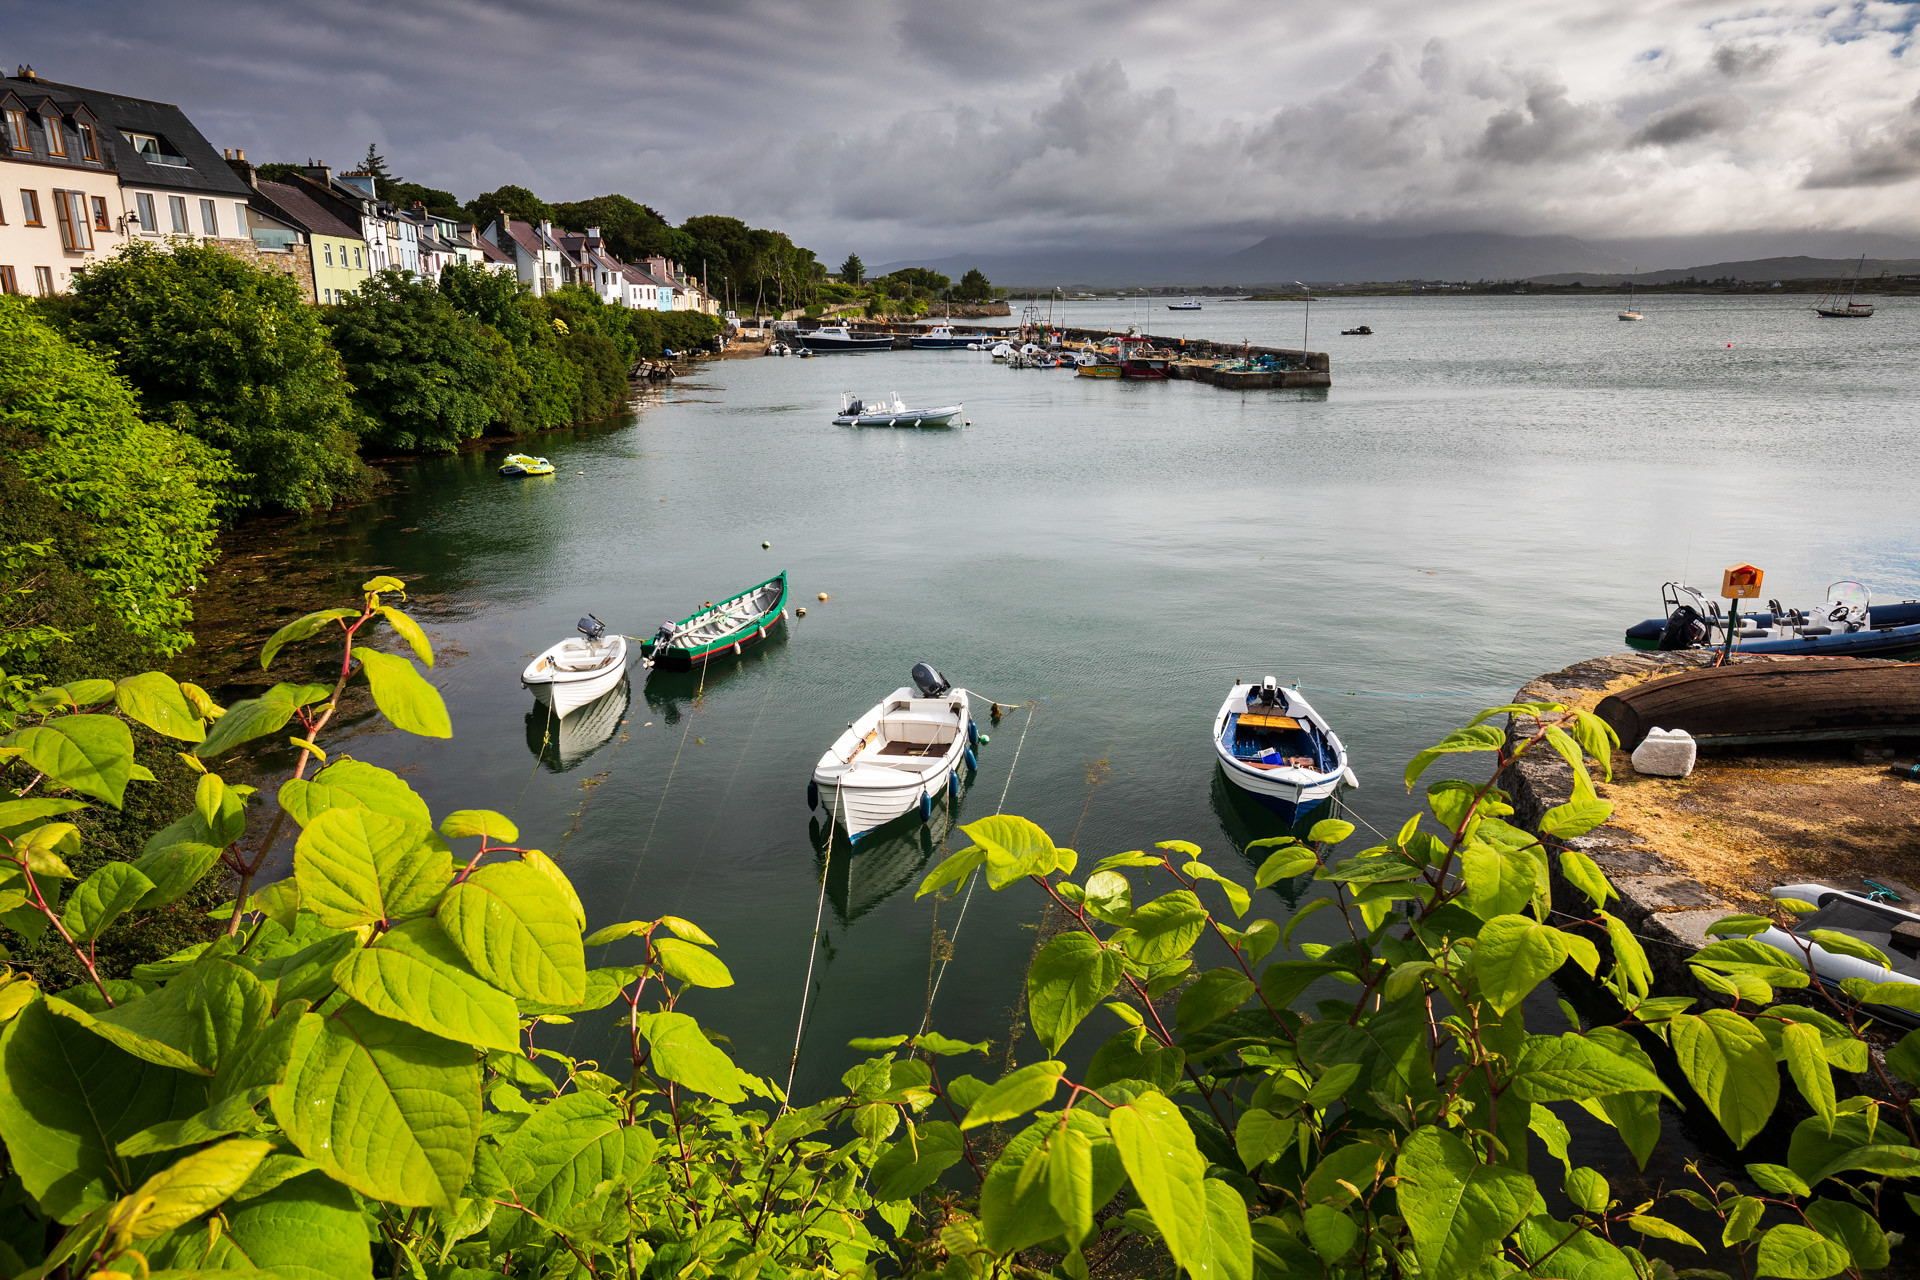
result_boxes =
[989,342,1013,361]
[810,664,975,841]
[1167,297,1203,311]
[833,393,964,428]
[522,615,633,719]
[1212,678,1355,819]
[797,324,893,353]
[910,325,976,350]
[1755,882,1920,1022]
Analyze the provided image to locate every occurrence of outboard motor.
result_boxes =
[845,396,864,416]
[577,614,607,644]
[1657,605,1707,651]
[911,662,951,698]
[1256,677,1286,709]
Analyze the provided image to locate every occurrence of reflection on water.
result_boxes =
[524,680,631,773]
[811,809,947,926]
[1209,769,1321,909]
[640,628,789,725]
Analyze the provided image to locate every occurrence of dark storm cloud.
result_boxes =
[1630,97,1749,146]
[5,0,1918,255]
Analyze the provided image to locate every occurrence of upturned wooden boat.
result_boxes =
[522,616,630,718]
[810,663,976,841]
[1594,659,1920,750]
[1212,678,1356,819]
[641,572,789,670]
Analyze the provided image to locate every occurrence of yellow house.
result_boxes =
[248,171,370,303]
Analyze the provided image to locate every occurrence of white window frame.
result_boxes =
[135,191,156,233]
[199,198,218,236]
[168,195,188,234]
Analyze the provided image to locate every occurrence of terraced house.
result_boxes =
[0,67,127,295]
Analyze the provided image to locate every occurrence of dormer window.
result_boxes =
[43,115,66,157]
[4,108,27,152]
[123,131,160,156]
[77,121,98,161]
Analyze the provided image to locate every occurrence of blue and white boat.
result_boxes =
[797,324,893,353]
[1212,678,1356,819]
[1625,581,1920,658]
[909,325,979,350]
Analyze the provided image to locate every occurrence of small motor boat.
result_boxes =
[809,663,977,841]
[768,342,791,357]
[1212,677,1356,819]
[833,393,964,428]
[1624,580,1920,658]
[641,572,788,670]
[1753,881,1920,1023]
[1340,325,1373,336]
[522,615,632,719]
[500,454,555,478]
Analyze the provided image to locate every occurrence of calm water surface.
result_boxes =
[198,293,1919,1191]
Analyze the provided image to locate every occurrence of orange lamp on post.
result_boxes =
[1718,564,1764,663]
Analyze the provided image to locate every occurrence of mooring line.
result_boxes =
[780,784,842,1112]
[631,659,711,873]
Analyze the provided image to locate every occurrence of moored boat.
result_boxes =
[642,571,789,670]
[1167,297,1203,311]
[1212,678,1356,819]
[1340,325,1373,336]
[500,454,555,477]
[1813,254,1876,318]
[833,393,964,428]
[522,615,631,719]
[810,663,977,841]
[1624,581,1920,658]
[798,324,894,353]
[1754,882,1920,1022]
[909,325,977,350]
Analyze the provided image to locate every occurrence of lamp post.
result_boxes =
[1293,281,1310,354]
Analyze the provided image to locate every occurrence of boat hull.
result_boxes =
[909,336,978,349]
[799,333,894,352]
[1211,683,1353,820]
[643,573,789,671]
[833,404,963,428]
[524,635,630,719]
[1595,659,1920,749]
[812,687,972,840]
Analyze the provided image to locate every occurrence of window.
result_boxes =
[21,189,41,225]
[90,196,109,231]
[135,191,156,232]
[323,242,333,267]
[200,199,217,236]
[352,246,362,268]
[77,121,98,161]
[235,203,248,234]
[122,131,159,156]
[34,266,54,296]
[4,109,26,152]
[168,195,187,233]
[53,190,91,251]
[0,266,16,294]
[43,117,65,157]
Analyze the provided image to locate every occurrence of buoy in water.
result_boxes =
[762,540,771,549]
[796,607,807,618]
[817,592,829,601]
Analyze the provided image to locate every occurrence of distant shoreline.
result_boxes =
[1003,283,1915,300]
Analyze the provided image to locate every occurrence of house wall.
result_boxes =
[121,183,249,245]
[309,233,369,302]
[0,159,126,293]
[216,233,315,304]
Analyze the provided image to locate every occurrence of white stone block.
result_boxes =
[1631,727,1697,778]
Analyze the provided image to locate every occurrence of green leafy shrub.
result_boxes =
[60,242,368,514]
[3,594,1914,1279]
[0,297,226,680]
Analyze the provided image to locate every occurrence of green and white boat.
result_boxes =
[641,571,789,670]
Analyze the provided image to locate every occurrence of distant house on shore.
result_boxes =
[483,215,569,297]
[227,155,370,304]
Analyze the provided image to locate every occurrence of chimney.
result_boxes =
[225,151,258,190]
[18,65,37,82]
[301,161,333,186]
[539,218,553,244]
[236,147,246,162]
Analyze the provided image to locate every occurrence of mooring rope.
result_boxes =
[631,658,711,872]
[916,699,1039,1036]
[780,784,842,1112]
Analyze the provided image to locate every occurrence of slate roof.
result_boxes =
[254,179,362,241]
[12,74,248,196]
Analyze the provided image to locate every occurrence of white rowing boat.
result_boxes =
[832,393,964,428]
[810,663,975,840]
[522,615,633,719]
[1212,678,1356,819]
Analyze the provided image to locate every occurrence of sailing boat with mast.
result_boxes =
[1617,269,1644,321]
[1814,255,1876,318]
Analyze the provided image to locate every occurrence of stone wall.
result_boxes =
[210,236,316,305]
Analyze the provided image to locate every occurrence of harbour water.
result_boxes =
[197,293,1918,1147]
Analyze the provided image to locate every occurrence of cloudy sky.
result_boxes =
[11,0,1920,260]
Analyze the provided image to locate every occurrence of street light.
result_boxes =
[1293,281,1311,353]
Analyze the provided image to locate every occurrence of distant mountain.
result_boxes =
[1531,256,1920,286]
[875,232,1920,289]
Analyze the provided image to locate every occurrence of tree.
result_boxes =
[551,194,676,262]
[324,269,516,452]
[839,252,865,284]
[0,297,226,676]
[383,180,461,218]
[358,142,394,184]
[877,266,950,298]
[954,266,994,303]
[467,183,551,229]
[62,241,367,514]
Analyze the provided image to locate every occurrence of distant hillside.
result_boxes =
[1531,256,1920,286]
[1217,231,1629,285]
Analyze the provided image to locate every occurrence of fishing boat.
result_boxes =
[1212,678,1356,819]
[1119,337,1171,380]
[797,324,894,353]
[1813,255,1876,318]
[1167,297,1203,311]
[833,393,964,428]
[909,325,977,350]
[809,663,977,841]
[1076,355,1121,378]
[641,572,788,671]
[500,454,555,477]
[1340,325,1373,336]
[1618,274,1645,321]
[1624,581,1920,658]
[1594,659,1920,751]
[989,341,1014,361]
[522,615,631,719]
[1754,881,1920,1021]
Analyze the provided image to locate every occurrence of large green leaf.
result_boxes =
[1110,1093,1222,1280]
[653,937,733,988]
[1176,967,1255,1036]
[1804,1199,1888,1271]
[66,960,268,1079]
[1198,1177,1254,1280]
[1780,1022,1836,1132]
[294,806,451,929]
[1754,1223,1849,1279]
[498,1091,649,1222]
[61,862,157,943]
[190,1173,371,1280]
[961,1059,1065,1130]
[376,606,434,667]
[1508,1034,1674,1103]
[1671,1010,1777,1148]
[114,672,206,742]
[355,649,452,738]
[131,840,227,910]
[270,1005,481,1207]
[1404,723,1506,789]
[259,609,359,671]
[195,684,330,759]
[963,814,1066,889]
[1395,1126,1537,1278]
[1126,890,1209,964]
[872,1120,965,1201]
[125,1137,272,1238]
[0,999,207,1222]
[280,758,433,828]
[11,715,134,806]
[1046,1123,1096,1245]
[1470,915,1570,1014]
[1027,934,1123,1053]
[332,918,521,1052]
[633,1010,743,1101]
[437,860,585,1006]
